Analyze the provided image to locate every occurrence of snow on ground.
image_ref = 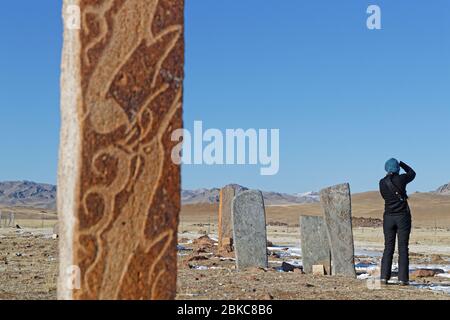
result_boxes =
[412,283,450,295]
[268,246,301,257]
[267,245,450,295]
[410,264,450,273]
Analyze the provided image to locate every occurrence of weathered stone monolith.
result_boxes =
[9,212,14,227]
[320,183,356,278]
[58,0,184,300]
[53,222,59,237]
[300,215,331,275]
[232,190,268,269]
[218,186,235,250]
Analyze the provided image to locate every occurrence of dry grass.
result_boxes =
[181,192,450,229]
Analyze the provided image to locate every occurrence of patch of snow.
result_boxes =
[285,259,302,267]
[287,248,302,257]
[410,264,450,273]
[268,246,302,256]
[357,273,371,280]
[190,265,227,271]
[428,285,450,294]
[191,265,209,271]
[209,266,228,270]
[355,264,378,274]
[413,282,450,295]
[219,257,235,262]
[267,246,285,251]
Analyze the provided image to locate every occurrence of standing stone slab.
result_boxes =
[53,222,59,237]
[300,215,331,275]
[320,183,356,278]
[8,212,15,227]
[218,186,236,250]
[58,0,184,300]
[232,190,268,269]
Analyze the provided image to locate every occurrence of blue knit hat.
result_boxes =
[385,158,400,174]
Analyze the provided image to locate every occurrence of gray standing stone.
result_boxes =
[300,215,331,275]
[320,183,356,278]
[9,212,15,227]
[53,222,59,236]
[232,190,268,269]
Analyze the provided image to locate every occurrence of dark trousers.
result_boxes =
[380,212,412,282]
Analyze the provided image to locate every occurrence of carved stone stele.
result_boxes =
[320,183,356,278]
[218,185,236,250]
[58,0,184,300]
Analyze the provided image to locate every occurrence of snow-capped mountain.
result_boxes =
[436,182,450,195]
[0,181,320,209]
[182,184,320,205]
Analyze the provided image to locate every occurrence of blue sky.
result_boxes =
[0,1,449,193]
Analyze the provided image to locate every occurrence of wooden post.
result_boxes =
[58,0,184,300]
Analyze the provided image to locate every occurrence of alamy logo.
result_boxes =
[65,265,81,290]
[366,266,382,290]
[367,5,382,30]
[171,121,280,176]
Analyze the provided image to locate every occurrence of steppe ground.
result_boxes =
[0,192,449,300]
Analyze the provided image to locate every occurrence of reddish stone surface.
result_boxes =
[411,269,436,278]
[218,186,236,250]
[59,0,184,300]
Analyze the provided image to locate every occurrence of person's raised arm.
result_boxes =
[400,161,416,184]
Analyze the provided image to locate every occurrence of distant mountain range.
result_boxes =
[181,184,320,205]
[436,182,450,195]
[1,180,449,210]
[0,181,320,209]
[0,181,56,210]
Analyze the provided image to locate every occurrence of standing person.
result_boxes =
[379,159,416,285]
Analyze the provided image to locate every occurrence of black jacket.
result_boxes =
[379,162,416,214]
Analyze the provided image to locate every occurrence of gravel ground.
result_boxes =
[0,228,449,300]
[0,228,58,300]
